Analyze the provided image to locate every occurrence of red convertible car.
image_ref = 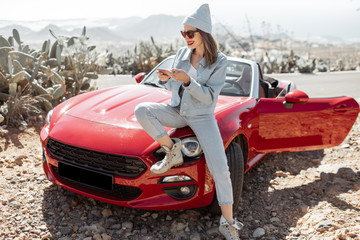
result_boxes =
[40,56,359,213]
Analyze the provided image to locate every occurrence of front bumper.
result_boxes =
[40,128,215,210]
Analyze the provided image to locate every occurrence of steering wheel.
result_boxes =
[225,80,245,94]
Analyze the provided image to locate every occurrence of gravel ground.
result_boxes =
[0,111,359,240]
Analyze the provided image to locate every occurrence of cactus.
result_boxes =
[0,47,12,72]
[0,36,11,48]
[106,36,175,75]
[0,27,114,127]
[297,57,316,73]
[9,51,36,69]
[12,29,22,48]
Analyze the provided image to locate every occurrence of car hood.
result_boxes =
[65,84,172,129]
[65,84,241,127]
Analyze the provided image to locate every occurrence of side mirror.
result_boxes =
[283,89,309,109]
[135,72,146,83]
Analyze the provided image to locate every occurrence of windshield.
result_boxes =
[141,58,252,97]
[141,58,173,88]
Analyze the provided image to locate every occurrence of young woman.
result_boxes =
[135,4,243,239]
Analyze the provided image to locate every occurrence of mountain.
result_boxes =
[0,15,185,44]
[0,24,33,37]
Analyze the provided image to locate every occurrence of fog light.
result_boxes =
[180,186,190,195]
[163,185,197,200]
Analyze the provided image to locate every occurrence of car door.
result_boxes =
[255,92,359,153]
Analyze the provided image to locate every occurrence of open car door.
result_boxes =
[255,90,359,153]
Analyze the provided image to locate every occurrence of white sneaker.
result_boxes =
[150,138,183,175]
[219,215,244,240]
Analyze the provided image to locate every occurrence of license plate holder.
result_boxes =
[58,162,113,190]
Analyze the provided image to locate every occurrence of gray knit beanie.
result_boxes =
[182,4,212,33]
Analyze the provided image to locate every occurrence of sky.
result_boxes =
[1,0,360,41]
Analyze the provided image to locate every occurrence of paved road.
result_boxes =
[96,75,136,89]
[97,71,360,99]
[269,71,360,99]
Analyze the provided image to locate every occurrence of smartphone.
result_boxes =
[157,69,171,76]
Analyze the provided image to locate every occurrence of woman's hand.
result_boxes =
[168,68,191,84]
[156,69,171,82]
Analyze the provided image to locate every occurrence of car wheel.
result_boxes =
[208,141,244,214]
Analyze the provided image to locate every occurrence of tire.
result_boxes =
[208,141,244,214]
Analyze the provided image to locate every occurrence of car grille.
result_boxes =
[46,138,146,177]
[52,165,142,200]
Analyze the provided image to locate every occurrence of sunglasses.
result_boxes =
[180,30,199,39]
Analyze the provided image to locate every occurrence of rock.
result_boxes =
[89,209,100,218]
[41,233,52,239]
[298,204,308,214]
[59,226,71,235]
[10,201,21,209]
[38,225,48,231]
[84,224,99,233]
[166,215,172,221]
[15,158,23,166]
[124,231,132,237]
[294,193,302,199]
[253,227,266,238]
[265,206,272,210]
[105,217,117,227]
[93,233,102,240]
[263,224,275,232]
[141,212,151,217]
[270,217,280,223]
[61,203,70,212]
[102,208,113,218]
[176,222,188,231]
[315,220,340,232]
[110,224,121,230]
[101,233,112,240]
[16,155,28,160]
[190,232,201,240]
[0,128,8,137]
[151,213,158,219]
[205,226,219,236]
[122,221,133,230]
[70,199,78,208]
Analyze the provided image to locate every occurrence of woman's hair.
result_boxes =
[198,29,218,67]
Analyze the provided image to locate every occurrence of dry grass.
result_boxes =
[3,93,43,127]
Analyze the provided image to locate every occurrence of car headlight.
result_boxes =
[46,109,53,124]
[45,109,53,134]
[181,137,202,157]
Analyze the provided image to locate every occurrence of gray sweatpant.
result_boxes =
[134,102,233,206]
